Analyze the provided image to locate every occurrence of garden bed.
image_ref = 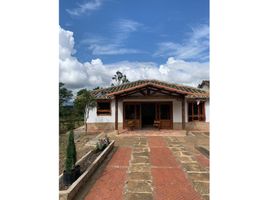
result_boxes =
[59,132,100,175]
[59,140,115,200]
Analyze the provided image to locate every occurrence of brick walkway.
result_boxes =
[148,136,202,200]
[84,147,132,200]
[78,133,209,200]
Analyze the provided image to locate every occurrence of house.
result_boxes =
[87,79,209,132]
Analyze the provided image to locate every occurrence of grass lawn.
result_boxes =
[59,131,100,175]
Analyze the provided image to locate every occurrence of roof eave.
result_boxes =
[107,83,194,96]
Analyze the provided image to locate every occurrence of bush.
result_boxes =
[65,131,77,173]
[95,135,110,152]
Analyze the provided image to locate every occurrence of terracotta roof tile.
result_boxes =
[91,79,209,100]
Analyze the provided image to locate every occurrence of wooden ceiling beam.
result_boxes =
[149,88,178,96]
[117,85,185,98]
[147,88,151,95]
[140,90,146,96]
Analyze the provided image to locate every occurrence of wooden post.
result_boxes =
[182,96,185,130]
[115,96,118,130]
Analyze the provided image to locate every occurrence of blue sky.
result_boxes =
[59,0,209,90]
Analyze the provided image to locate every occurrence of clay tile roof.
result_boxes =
[91,79,209,100]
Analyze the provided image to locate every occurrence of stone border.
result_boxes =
[59,140,115,200]
[195,145,209,158]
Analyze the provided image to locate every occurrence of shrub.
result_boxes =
[65,130,77,173]
[95,135,110,152]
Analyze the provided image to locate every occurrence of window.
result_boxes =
[188,102,205,122]
[97,101,111,115]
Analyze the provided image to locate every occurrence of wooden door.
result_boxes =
[158,102,173,129]
[123,103,141,129]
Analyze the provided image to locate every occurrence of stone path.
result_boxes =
[77,133,209,200]
[149,136,202,200]
[125,137,153,200]
[165,137,209,200]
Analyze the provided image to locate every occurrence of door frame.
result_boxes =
[123,101,173,129]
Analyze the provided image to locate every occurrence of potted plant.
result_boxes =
[63,130,80,186]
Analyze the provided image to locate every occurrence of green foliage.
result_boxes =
[111,71,129,86]
[93,86,102,90]
[66,120,75,131]
[65,131,77,173]
[76,88,87,96]
[59,82,73,107]
[59,82,73,118]
[96,140,104,151]
[74,89,96,119]
[95,135,110,151]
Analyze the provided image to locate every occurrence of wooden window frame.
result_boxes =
[188,101,206,122]
[97,100,111,116]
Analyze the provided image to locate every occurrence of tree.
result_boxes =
[93,86,102,90]
[111,71,129,86]
[59,82,73,118]
[74,89,96,133]
[76,88,87,96]
[65,130,77,173]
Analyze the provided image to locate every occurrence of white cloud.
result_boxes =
[59,26,209,91]
[81,19,144,55]
[154,24,209,61]
[66,0,104,16]
[88,43,142,55]
[59,27,76,59]
[116,19,142,33]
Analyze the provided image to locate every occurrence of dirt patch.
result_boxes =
[59,131,100,175]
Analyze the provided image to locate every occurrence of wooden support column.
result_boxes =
[115,96,118,130]
[182,96,186,130]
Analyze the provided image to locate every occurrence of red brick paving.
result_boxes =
[148,136,202,200]
[107,147,132,167]
[152,168,202,200]
[148,136,167,147]
[84,137,206,200]
[85,168,127,200]
[195,154,209,168]
[84,147,131,200]
[150,147,178,167]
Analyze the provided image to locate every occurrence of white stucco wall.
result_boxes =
[87,98,184,123]
[87,98,209,123]
[87,100,123,123]
[172,100,182,122]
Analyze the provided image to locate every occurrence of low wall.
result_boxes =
[173,122,182,130]
[86,122,209,132]
[186,122,210,131]
[86,123,123,132]
[59,141,115,200]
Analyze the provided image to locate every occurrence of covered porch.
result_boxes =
[109,82,188,132]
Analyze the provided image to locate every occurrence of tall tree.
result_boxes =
[59,82,73,117]
[111,71,129,86]
[93,86,102,90]
[74,89,96,133]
